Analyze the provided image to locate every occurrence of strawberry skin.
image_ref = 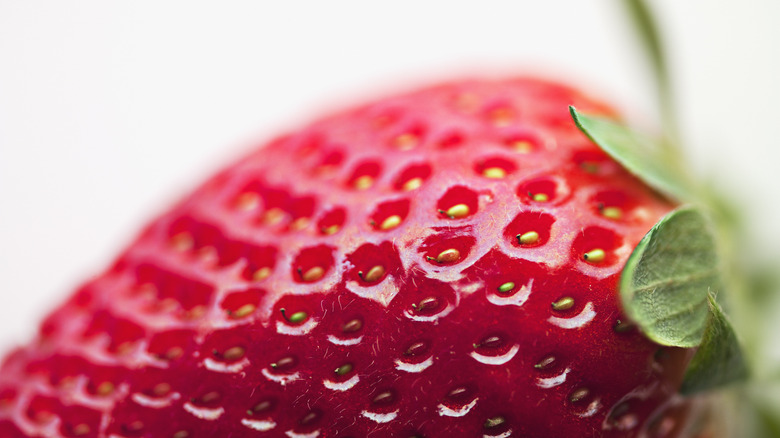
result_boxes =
[0,78,701,437]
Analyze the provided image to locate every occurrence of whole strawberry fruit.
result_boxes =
[0,78,707,437]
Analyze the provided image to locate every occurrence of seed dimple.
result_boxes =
[497,282,515,293]
[380,215,402,230]
[359,265,386,283]
[552,297,575,311]
[170,233,194,252]
[341,318,363,333]
[299,410,321,426]
[517,231,539,245]
[262,208,286,226]
[583,248,606,263]
[569,388,590,403]
[534,355,556,370]
[484,416,506,429]
[428,248,460,264]
[172,431,190,438]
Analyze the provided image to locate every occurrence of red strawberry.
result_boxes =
[0,78,705,437]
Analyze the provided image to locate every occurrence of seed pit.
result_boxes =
[475,157,517,179]
[148,330,194,362]
[572,227,622,267]
[419,233,476,266]
[389,123,426,150]
[348,161,382,190]
[242,245,278,282]
[518,176,567,204]
[435,130,465,149]
[369,198,411,231]
[591,190,640,221]
[502,129,543,153]
[221,289,265,319]
[316,207,347,235]
[437,186,478,219]
[573,150,619,175]
[503,211,555,248]
[292,245,335,283]
[393,163,432,191]
[347,241,402,285]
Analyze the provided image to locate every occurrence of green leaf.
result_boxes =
[620,206,720,347]
[570,106,692,201]
[680,293,749,394]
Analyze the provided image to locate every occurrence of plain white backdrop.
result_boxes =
[1,1,779,359]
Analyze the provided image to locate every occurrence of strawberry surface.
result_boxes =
[0,78,700,437]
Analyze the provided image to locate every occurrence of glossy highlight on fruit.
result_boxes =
[0,78,701,437]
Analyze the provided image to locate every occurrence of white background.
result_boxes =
[1,1,778,356]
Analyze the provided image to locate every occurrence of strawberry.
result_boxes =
[0,78,707,437]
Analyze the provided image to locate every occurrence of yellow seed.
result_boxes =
[444,203,470,218]
[301,266,325,282]
[72,424,91,436]
[185,306,207,320]
[290,217,310,230]
[552,296,575,311]
[570,388,590,403]
[434,248,461,264]
[253,266,272,281]
[362,265,386,282]
[532,193,550,202]
[170,233,194,252]
[223,346,246,361]
[321,224,340,235]
[402,177,423,191]
[511,140,533,153]
[380,215,402,230]
[164,346,184,361]
[353,175,375,190]
[231,303,257,319]
[601,206,623,220]
[394,133,419,150]
[96,381,115,396]
[234,192,260,211]
[517,231,540,245]
[482,167,507,179]
[489,108,514,126]
[583,248,606,263]
[152,382,171,396]
[263,208,285,225]
[172,431,190,438]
